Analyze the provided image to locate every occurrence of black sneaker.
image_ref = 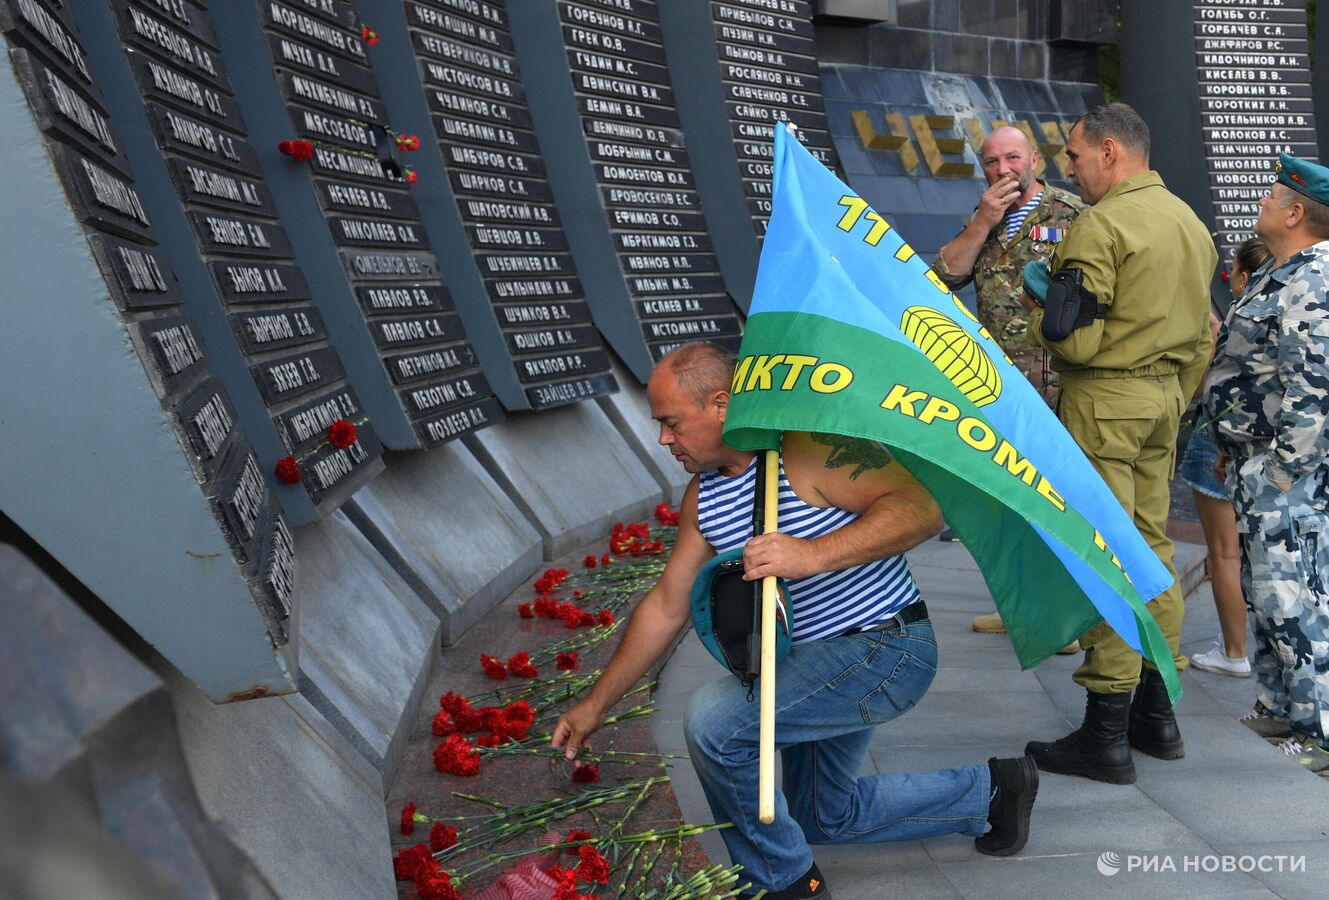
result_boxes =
[938,527,960,543]
[753,862,830,898]
[975,755,1038,856]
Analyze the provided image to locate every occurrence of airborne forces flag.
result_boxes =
[723,126,1182,701]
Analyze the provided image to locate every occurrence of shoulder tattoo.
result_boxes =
[811,433,894,479]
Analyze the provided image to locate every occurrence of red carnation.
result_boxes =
[415,870,461,900]
[518,602,534,618]
[1220,271,1230,282]
[400,801,417,835]
[396,134,421,151]
[431,709,455,736]
[556,651,579,671]
[548,865,593,900]
[596,609,615,626]
[480,654,508,680]
[577,612,595,628]
[278,139,313,161]
[534,596,559,618]
[571,763,600,783]
[477,733,502,747]
[508,651,538,678]
[504,699,534,730]
[601,554,611,567]
[439,692,468,714]
[576,845,610,885]
[273,455,301,484]
[361,25,379,45]
[406,169,418,184]
[583,554,597,568]
[327,418,357,448]
[429,821,457,852]
[564,828,592,847]
[393,843,435,881]
[433,734,480,776]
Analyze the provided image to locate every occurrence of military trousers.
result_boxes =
[1232,455,1329,744]
[1057,371,1188,694]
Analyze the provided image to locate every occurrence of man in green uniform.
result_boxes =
[933,126,1085,637]
[1018,103,1215,784]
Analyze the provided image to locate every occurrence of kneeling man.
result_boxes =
[552,342,1039,898]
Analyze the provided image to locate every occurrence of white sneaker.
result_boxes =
[1189,643,1252,677]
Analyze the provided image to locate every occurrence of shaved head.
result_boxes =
[981,126,1035,160]
[656,341,736,406]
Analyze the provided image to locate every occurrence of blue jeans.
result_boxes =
[683,620,991,893]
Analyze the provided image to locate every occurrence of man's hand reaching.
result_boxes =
[550,700,604,761]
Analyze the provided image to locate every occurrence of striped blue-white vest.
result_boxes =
[696,455,921,643]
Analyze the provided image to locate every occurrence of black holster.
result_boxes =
[1041,268,1105,341]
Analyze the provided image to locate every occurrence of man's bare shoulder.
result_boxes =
[806,432,895,480]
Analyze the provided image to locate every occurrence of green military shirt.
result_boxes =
[933,182,1085,355]
[1027,171,1216,401]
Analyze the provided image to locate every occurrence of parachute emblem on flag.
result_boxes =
[899,306,1002,407]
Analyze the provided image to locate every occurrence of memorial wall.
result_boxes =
[10,1,1324,895]
[659,0,841,310]
[507,0,745,380]
[1194,0,1316,260]
[0,0,298,700]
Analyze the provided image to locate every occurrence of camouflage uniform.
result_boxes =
[1204,242,1329,745]
[932,183,1085,406]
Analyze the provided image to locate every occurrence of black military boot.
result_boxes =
[753,862,830,899]
[1128,666,1185,759]
[1024,690,1136,784]
[975,755,1039,856]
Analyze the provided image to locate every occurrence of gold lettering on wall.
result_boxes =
[851,110,919,174]
[852,110,1075,181]
[909,114,974,177]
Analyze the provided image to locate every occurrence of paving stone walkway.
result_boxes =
[652,539,1329,899]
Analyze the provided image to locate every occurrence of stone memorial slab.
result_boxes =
[287,508,440,787]
[1192,0,1317,260]
[467,400,663,557]
[0,32,298,696]
[165,667,395,898]
[221,0,505,451]
[344,442,543,639]
[113,0,229,90]
[8,47,128,174]
[0,546,282,899]
[0,0,95,92]
[210,259,311,305]
[167,156,277,217]
[85,232,184,309]
[366,0,621,410]
[144,100,261,175]
[507,0,743,381]
[71,0,387,519]
[658,0,840,307]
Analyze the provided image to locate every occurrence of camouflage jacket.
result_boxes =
[932,183,1085,354]
[1204,241,1329,492]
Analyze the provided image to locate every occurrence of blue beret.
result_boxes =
[1276,152,1329,205]
[1022,258,1050,303]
